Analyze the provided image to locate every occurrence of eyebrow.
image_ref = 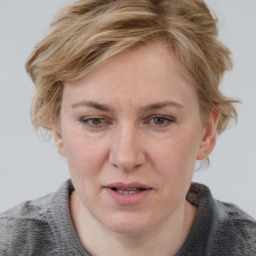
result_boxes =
[72,101,113,112]
[140,101,185,112]
[71,100,184,112]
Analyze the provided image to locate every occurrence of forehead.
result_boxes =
[63,41,198,109]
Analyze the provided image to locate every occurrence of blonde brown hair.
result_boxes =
[26,0,238,135]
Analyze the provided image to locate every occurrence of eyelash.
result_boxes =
[145,115,175,127]
[80,117,110,129]
[79,115,175,130]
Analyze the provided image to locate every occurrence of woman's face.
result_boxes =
[54,42,216,235]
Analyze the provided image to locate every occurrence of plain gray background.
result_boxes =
[0,0,255,219]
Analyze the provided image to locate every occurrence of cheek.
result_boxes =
[149,127,202,195]
[154,132,200,169]
[62,130,109,176]
[64,138,104,201]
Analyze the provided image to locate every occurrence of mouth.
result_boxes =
[104,182,153,205]
[111,187,147,195]
[105,182,152,195]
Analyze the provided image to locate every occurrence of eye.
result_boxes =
[152,116,166,125]
[80,117,110,129]
[147,115,175,127]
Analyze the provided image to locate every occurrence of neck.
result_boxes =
[70,191,197,256]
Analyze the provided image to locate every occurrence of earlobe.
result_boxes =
[52,120,66,157]
[196,111,219,160]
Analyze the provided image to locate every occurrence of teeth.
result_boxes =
[115,188,143,195]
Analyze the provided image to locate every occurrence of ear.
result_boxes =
[196,111,219,160]
[52,118,66,157]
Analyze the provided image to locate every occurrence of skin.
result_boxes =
[53,41,218,256]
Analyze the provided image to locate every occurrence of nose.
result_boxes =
[109,124,145,171]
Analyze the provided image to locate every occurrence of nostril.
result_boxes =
[108,135,146,171]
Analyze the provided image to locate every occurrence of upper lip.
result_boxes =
[104,182,152,190]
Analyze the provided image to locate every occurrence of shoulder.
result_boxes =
[212,200,256,255]
[187,183,256,255]
[0,193,58,255]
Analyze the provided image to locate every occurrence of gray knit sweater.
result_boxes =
[0,180,255,255]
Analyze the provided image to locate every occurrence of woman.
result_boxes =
[0,0,255,255]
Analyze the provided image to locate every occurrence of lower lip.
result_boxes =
[105,188,152,206]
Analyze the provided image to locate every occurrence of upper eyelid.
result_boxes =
[80,115,107,120]
[80,116,107,124]
[80,114,174,119]
[146,114,175,121]
[79,114,175,126]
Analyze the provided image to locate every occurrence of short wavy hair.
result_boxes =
[26,0,238,135]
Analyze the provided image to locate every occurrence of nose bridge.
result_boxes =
[109,122,145,171]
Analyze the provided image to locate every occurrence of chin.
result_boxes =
[101,211,157,235]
